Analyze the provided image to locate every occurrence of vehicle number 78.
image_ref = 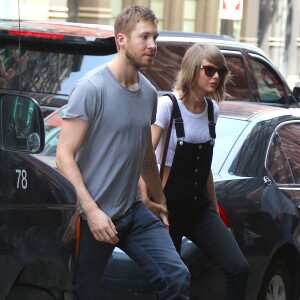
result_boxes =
[16,169,28,189]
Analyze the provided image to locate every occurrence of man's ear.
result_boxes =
[116,33,127,49]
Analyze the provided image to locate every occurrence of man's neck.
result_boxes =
[108,56,139,91]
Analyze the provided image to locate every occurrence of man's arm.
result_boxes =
[56,117,119,244]
[140,130,169,227]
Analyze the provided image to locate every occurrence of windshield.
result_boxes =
[212,117,248,174]
[40,110,249,176]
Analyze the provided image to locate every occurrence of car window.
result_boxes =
[41,108,249,175]
[249,56,285,104]
[144,44,253,102]
[267,123,300,184]
[0,41,115,95]
[142,43,190,92]
[266,129,294,184]
[0,45,19,89]
[224,55,252,101]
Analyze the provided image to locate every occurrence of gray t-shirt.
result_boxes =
[64,64,157,219]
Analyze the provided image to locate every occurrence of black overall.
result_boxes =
[163,95,249,300]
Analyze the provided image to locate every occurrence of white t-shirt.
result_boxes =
[155,93,219,167]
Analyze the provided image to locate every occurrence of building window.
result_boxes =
[150,0,164,30]
[110,0,122,25]
[183,0,196,32]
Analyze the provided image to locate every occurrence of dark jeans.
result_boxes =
[73,201,190,300]
[170,205,249,300]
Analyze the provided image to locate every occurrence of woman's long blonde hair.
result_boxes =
[174,43,230,103]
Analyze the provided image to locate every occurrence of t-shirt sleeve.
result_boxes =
[154,95,173,130]
[64,79,99,124]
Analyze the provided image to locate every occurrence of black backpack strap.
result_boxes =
[163,93,185,139]
[206,97,216,140]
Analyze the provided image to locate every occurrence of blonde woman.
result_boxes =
[140,43,249,300]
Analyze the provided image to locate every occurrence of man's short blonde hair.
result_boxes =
[114,5,158,44]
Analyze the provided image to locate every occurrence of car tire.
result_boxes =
[258,259,291,300]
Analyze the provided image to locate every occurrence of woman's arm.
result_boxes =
[140,129,169,227]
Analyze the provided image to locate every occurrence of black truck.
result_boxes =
[0,93,78,300]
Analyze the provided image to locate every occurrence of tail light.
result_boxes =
[9,29,64,39]
[218,203,231,228]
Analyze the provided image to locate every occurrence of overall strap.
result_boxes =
[160,93,184,180]
[206,97,216,140]
[166,94,185,139]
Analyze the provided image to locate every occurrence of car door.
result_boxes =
[0,94,78,299]
[0,148,9,275]
[265,121,300,240]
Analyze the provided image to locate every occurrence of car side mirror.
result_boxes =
[292,86,300,102]
[0,93,45,153]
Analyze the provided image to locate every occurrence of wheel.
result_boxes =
[258,259,291,300]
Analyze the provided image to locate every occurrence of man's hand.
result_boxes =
[86,208,119,244]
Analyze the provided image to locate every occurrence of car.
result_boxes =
[0,93,78,300]
[1,20,300,118]
[37,100,300,300]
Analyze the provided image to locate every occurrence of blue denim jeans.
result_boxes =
[73,201,190,300]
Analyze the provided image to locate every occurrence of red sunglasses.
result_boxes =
[200,65,228,77]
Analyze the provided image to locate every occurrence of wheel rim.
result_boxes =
[266,274,286,300]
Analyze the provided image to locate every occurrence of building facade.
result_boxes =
[1,0,299,87]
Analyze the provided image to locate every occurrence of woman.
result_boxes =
[140,43,249,300]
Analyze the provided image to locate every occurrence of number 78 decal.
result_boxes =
[16,169,28,189]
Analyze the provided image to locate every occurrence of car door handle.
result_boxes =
[263,176,272,185]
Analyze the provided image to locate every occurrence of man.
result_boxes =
[56,5,190,300]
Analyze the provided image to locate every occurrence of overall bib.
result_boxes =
[163,96,215,251]
[162,95,249,300]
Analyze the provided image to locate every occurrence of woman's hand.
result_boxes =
[142,196,169,229]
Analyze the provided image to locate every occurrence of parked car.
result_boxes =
[0,92,78,300]
[37,100,300,300]
[0,20,300,118]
